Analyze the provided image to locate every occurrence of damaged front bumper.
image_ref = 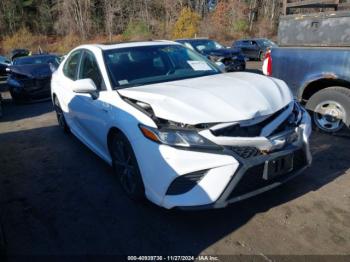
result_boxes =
[136,106,312,210]
[223,59,246,72]
[177,143,311,210]
[8,76,52,101]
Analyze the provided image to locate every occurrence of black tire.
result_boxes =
[53,96,70,133]
[110,132,145,200]
[9,89,21,104]
[0,220,7,260]
[306,86,350,134]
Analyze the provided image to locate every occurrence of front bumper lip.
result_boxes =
[178,166,309,210]
[8,77,51,101]
[175,144,311,210]
[224,60,246,71]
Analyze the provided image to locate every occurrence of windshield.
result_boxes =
[104,44,221,89]
[261,39,277,47]
[191,40,225,52]
[0,56,10,64]
[13,56,59,66]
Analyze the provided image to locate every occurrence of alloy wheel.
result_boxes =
[112,139,138,195]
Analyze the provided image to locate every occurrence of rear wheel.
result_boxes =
[53,96,70,133]
[306,86,350,134]
[110,132,145,200]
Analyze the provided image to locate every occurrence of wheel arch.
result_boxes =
[300,77,350,103]
[107,126,138,159]
[107,127,124,156]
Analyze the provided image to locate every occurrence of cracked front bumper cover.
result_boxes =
[176,143,311,210]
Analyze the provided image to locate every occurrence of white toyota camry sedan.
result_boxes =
[51,41,312,209]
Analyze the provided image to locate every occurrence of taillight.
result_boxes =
[262,50,272,76]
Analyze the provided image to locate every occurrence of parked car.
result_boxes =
[10,49,30,61]
[176,38,246,72]
[0,56,10,77]
[51,41,312,210]
[7,54,60,102]
[233,38,277,61]
[263,11,350,134]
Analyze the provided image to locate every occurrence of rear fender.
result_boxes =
[298,72,350,101]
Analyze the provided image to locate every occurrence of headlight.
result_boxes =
[139,124,221,150]
[7,78,23,88]
[208,55,222,62]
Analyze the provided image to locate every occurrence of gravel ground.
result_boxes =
[0,64,349,260]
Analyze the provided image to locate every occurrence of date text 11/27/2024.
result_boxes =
[127,256,220,261]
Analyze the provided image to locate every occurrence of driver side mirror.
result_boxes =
[73,79,98,98]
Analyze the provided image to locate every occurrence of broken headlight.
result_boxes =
[139,124,221,150]
[208,55,223,62]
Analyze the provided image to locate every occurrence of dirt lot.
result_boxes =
[0,63,349,259]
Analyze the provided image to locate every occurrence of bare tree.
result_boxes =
[102,0,122,41]
[53,0,92,39]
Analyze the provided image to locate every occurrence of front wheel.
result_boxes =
[111,133,145,200]
[306,86,350,134]
[9,89,22,104]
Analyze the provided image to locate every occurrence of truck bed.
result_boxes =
[270,47,350,98]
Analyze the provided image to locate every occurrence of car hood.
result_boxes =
[118,72,293,125]
[8,64,52,79]
[202,48,241,57]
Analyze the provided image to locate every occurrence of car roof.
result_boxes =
[236,38,268,42]
[15,54,57,60]
[176,38,210,42]
[81,40,180,51]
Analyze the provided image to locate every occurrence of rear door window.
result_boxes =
[63,51,82,80]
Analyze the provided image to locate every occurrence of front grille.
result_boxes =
[36,78,51,89]
[228,146,263,159]
[166,170,207,196]
[223,59,233,66]
[227,149,307,200]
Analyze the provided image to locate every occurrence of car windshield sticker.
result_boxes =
[187,61,212,71]
[118,80,129,85]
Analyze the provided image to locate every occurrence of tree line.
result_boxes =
[0,0,283,53]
